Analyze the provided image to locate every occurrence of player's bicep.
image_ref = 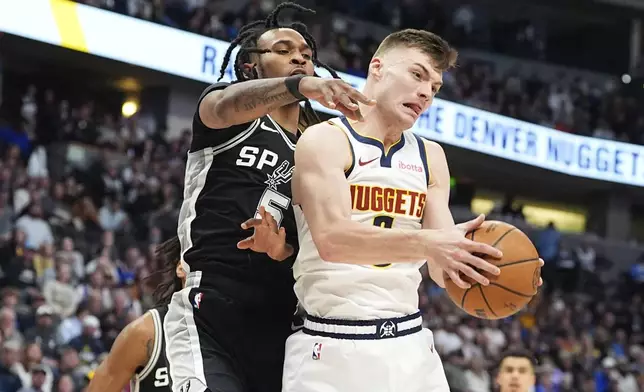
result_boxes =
[294,124,352,243]
[421,141,454,230]
[87,315,152,392]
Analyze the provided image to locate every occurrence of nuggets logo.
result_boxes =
[193,292,203,309]
[350,184,426,218]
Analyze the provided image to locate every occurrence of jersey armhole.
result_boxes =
[413,134,431,187]
[135,309,162,381]
[326,120,355,177]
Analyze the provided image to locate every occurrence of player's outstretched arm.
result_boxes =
[86,312,154,392]
[199,76,375,129]
[199,77,301,129]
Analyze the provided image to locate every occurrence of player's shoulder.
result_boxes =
[299,118,346,144]
[198,82,231,103]
[296,118,352,168]
[417,137,445,159]
[121,310,156,343]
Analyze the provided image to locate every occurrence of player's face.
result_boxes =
[368,47,443,129]
[496,357,536,392]
[250,28,315,79]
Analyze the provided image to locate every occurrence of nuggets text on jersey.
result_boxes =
[350,184,427,218]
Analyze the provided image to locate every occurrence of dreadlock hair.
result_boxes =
[150,236,182,306]
[218,2,340,131]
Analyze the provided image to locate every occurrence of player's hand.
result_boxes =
[427,214,503,289]
[537,258,544,287]
[298,76,376,121]
[237,206,294,262]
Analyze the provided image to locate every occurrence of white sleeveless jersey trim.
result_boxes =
[294,117,430,320]
[130,309,163,391]
[139,309,162,380]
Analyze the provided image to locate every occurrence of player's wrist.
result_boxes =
[285,75,308,101]
[271,243,295,262]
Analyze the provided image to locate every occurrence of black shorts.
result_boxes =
[164,278,299,392]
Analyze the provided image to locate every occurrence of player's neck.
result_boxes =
[357,105,404,147]
[269,103,300,135]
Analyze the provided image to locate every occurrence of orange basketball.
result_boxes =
[444,221,541,320]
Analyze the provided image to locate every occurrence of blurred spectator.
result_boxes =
[23,305,57,360]
[0,340,23,392]
[464,356,491,392]
[98,198,129,232]
[15,205,53,251]
[69,315,104,366]
[0,307,24,346]
[42,264,78,318]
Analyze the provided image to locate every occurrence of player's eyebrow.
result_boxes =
[412,62,443,87]
[272,39,311,51]
[412,62,430,76]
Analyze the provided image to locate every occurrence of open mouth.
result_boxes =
[403,103,422,116]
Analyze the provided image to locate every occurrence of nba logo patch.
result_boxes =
[312,343,322,360]
[193,292,203,309]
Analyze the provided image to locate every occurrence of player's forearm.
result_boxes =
[213,78,299,126]
[316,221,431,264]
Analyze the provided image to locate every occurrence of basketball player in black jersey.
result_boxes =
[87,237,183,392]
[164,4,374,392]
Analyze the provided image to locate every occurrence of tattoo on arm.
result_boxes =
[231,80,297,113]
[145,338,154,362]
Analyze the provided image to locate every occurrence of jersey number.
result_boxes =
[372,215,394,269]
[256,188,291,227]
[154,367,169,387]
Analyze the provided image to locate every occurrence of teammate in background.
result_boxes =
[282,28,509,392]
[164,3,373,392]
[495,350,537,392]
[87,237,182,392]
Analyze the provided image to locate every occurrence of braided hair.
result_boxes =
[218,2,339,130]
[151,236,182,306]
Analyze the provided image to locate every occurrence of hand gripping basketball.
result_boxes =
[428,214,503,289]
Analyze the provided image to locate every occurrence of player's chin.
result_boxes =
[396,110,418,129]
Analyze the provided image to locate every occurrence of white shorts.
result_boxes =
[282,312,450,392]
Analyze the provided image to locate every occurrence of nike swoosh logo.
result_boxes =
[358,157,379,166]
[260,122,279,133]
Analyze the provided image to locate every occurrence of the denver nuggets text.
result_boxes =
[349,184,426,218]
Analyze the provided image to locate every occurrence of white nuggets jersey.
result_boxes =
[294,117,431,320]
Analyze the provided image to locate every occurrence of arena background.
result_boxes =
[0,0,643,391]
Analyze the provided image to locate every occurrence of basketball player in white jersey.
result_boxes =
[282,29,506,392]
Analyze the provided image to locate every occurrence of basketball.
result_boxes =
[444,221,541,320]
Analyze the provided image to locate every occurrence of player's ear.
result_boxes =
[368,58,383,80]
[242,63,257,79]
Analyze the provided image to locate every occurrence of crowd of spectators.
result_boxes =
[0,1,642,392]
[0,81,189,392]
[74,0,644,145]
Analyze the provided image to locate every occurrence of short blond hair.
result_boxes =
[374,29,458,71]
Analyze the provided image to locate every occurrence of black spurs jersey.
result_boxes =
[178,82,299,308]
[130,307,169,392]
